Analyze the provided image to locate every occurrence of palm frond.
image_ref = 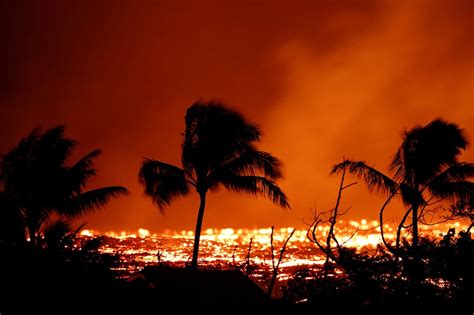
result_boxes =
[211,149,283,183]
[428,163,474,205]
[73,222,87,235]
[429,180,474,205]
[70,150,102,171]
[401,119,469,185]
[64,149,102,194]
[429,162,474,185]
[389,148,406,183]
[58,186,129,219]
[218,173,289,208]
[332,160,398,195]
[138,159,191,211]
[38,125,77,166]
[43,219,72,243]
[182,100,261,176]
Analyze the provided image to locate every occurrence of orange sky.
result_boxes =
[1,0,473,232]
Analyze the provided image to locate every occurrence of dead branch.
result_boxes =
[268,227,295,297]
[378,190,398,254]
[231,244,238,270]
[245,237,253,275]
[324,167,348,265]
[308,219,337,261]
[307,164,357,269]
[338,227,360,247]
[270,226,275,270]
[342,182,358,190]
[419,214,456,226]
[396,207,412,250]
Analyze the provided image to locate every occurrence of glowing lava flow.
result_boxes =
[78,219,468,277]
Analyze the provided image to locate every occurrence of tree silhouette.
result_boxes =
[333,119,474,249]
[139,100,289,269]
[0,125,129,247]
[0,191,25,246]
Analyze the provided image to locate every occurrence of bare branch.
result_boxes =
[342,181,358,190]
[270,226,275,270]
[420,216,455,226]
[231,244,238,270]
[245,237,253,275]
[396,207,412,250]
[307,163,358,271]
[268,228,295,297]
[379,190,398,254]
[339,206,352,216]
[339,227,360,247]
[325,167,347,264]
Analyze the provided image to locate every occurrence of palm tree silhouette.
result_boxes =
[332,119,474,249]
[0,125,129,247]
[0,191,25,246]
[139,101,289,269]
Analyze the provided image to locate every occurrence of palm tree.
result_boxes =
[0,125,129,247]
[139,100,289,269]
[332,119,474,249]
[0,191,25,247]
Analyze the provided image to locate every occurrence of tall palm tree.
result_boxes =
[0,125,129,247]
[332,119,474,249]
[139,101,289,269]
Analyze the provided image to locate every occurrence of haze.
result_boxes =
[1,0,473,232]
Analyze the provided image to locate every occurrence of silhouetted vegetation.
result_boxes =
[283,229,473,309]
[333,119,473,252]
[0,126,128,295]
[308,161,358,272]
[0,113,472,308]
[282,119,473,309]
[139,100,289,269]
[0,125,129,248]
[268,226,295,297]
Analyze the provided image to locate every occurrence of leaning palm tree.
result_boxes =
[0,125,129,247]
[139,100,289,269]
[332,119,474,249]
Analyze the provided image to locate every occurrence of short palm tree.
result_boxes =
[139,101,289,269]
[0,125,129,247]
[332,119,474,249]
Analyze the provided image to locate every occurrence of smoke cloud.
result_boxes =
[1,0,472,231]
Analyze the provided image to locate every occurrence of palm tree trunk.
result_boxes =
[410,205,423,290]
[412,205,418,248]
[191,191,206,270]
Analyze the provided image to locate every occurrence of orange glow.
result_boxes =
[1,1,473,232]
[77,219,470,277]
[138,228,150,238]
[80,230,94,237]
